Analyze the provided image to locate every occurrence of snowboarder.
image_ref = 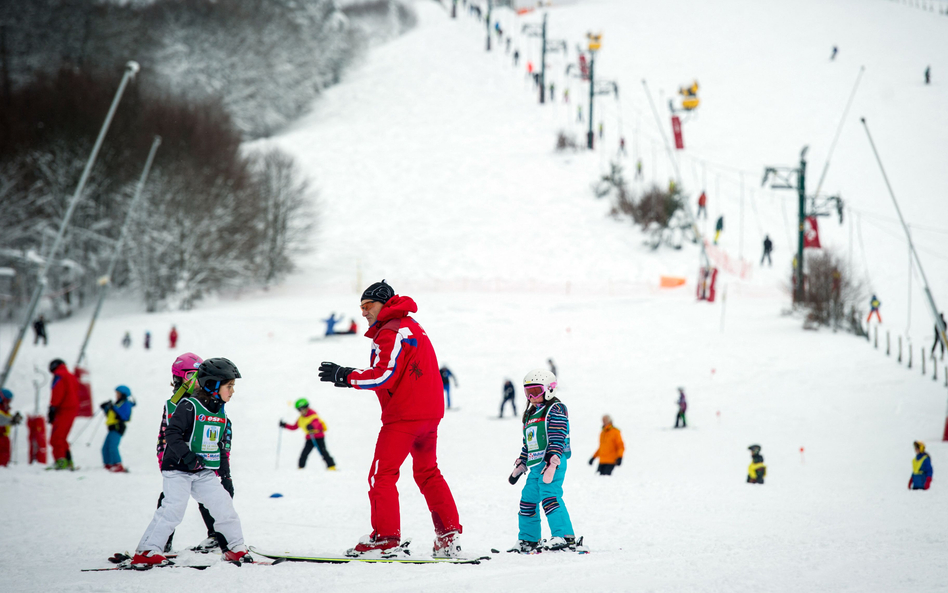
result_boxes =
[144,331,151,350]
[122,331,131,349]
[156,352,232,554]
[280,398,336,470]
[697,191,708,219]
[324,312,342,337]
[831,45,838,60]
[500,379,517,418]
[909,440,933,490]
[0,389,23,467]
[588,415,624,476]
[508,369,577,553]
[101,385,135,473]
[674,388,687,428]
[440,365,458,409]
[48,359,79,470]
[169,326,178,349]
[867,294,882,323]
[747,445,766,484]
[925,66,930,85]
[132,357,252,566]
[33,315,47,346]
[318,280,462,558]
[761,235,773,266]
[932,313,946,359]
[547,358,557,377]
[714,216,724,245]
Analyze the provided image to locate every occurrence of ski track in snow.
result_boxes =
[2,0,948,591]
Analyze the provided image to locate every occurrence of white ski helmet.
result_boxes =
[523,368,557,400]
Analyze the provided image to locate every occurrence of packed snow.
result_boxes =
[2,0,947,591]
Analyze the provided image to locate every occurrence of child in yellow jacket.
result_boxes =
[280,398,336,470]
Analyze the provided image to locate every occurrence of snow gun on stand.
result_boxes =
[669,80,700,115]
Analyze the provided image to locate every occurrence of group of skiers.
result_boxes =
[122,327,179,349]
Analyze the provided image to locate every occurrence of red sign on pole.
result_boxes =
[671,116,684,150]
[579,54,588,80]
[804,216,821,248]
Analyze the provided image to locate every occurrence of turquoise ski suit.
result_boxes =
[518,401,573,542]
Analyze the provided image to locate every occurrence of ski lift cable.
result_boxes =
[856,213,874,289]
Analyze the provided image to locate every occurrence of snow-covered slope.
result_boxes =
[2,1,947,591]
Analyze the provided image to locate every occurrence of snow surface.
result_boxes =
[2,0,948,591]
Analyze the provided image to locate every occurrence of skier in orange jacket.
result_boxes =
[588,415,625,475]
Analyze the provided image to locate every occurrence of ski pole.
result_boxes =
[276,424,283,470]
[12,424,18,465]
[69,409,102,445]
[85,414,103,447]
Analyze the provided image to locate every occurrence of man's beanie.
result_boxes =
[361,280,394,304]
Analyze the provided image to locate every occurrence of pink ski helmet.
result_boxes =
[172,352,203,380]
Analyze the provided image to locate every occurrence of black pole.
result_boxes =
[486,0,491,51]
[796,149,807,303]
[539,14,547,104]
[587,53,595,149]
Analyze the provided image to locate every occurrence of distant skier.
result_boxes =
[280,398,336,470]
[635,159,643,180]
[925,66,930,85]
[341,319,358,335]
[506,37,511,54]
[588,415,624,476]
[696,191,708,219]
[598,122,604,140]
[867,294,882,323]
[508,369,578,553]
[909,440,933,490]
[440,365,458,409]
[513,49,520,66]
[761,235,773,266]
[48,359,79,470]
[0,389,23,467]
[500,379,517,418]
[318,280,462,557]
[122,331,132,349]
[169,326,178,349]
[619,137,626,154]
[714,216,724,245]
[577,105,583,122]
[33,315,47,346]
[144,331,151,350]
[747,445,766,484]
[674,388,687,428]
[101,385,135,473]
[547,358,558,377]
[549,82,555,101]
[932,313,946,359]
[563,88,569,103]
[830,45,838,60]
[324,312,342,337]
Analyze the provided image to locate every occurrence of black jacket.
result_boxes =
[161,394,231,478]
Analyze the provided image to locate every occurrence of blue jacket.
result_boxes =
[911,453,933,490]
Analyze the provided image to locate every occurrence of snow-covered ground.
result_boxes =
[2,0,948,591]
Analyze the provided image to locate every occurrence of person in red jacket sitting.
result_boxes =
[319,280,462,559]
[48,359,80,470]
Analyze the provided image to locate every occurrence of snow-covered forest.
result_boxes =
[0,0,416,315]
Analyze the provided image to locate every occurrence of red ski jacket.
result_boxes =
[348,295,444,425]
[50,366,80,412]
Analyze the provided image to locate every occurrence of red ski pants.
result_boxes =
[50,409,77,461]
[0,434,10,466]
[367,419,461,539]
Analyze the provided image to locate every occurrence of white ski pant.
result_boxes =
[137,470,245,553]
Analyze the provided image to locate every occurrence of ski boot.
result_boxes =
[223,548,255,565]
[347,532,403,557]
[432,530,462,558]
[544,536,587,553]
[130,551,171,568]
[507,540,540,554]
[191,536,221,553]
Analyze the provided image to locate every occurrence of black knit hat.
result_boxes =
[361,280,394,304]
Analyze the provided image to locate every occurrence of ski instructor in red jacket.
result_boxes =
[48,359,80,470]
[319,280,462,558]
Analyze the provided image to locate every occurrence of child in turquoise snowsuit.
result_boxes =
[508,369,574,552]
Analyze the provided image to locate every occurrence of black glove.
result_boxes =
[319,362,355,388]
[279,421,287,428]
[100,401,111,411]
[221,476,234,498]
[180,451,206,472]
[588,457,595,466]
[47,406,57,424]
[616,457,623,466]
[12,412,23,425]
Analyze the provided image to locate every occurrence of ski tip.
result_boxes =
[490,548,500,554]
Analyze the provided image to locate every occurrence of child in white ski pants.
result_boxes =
[137,469,245,553]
